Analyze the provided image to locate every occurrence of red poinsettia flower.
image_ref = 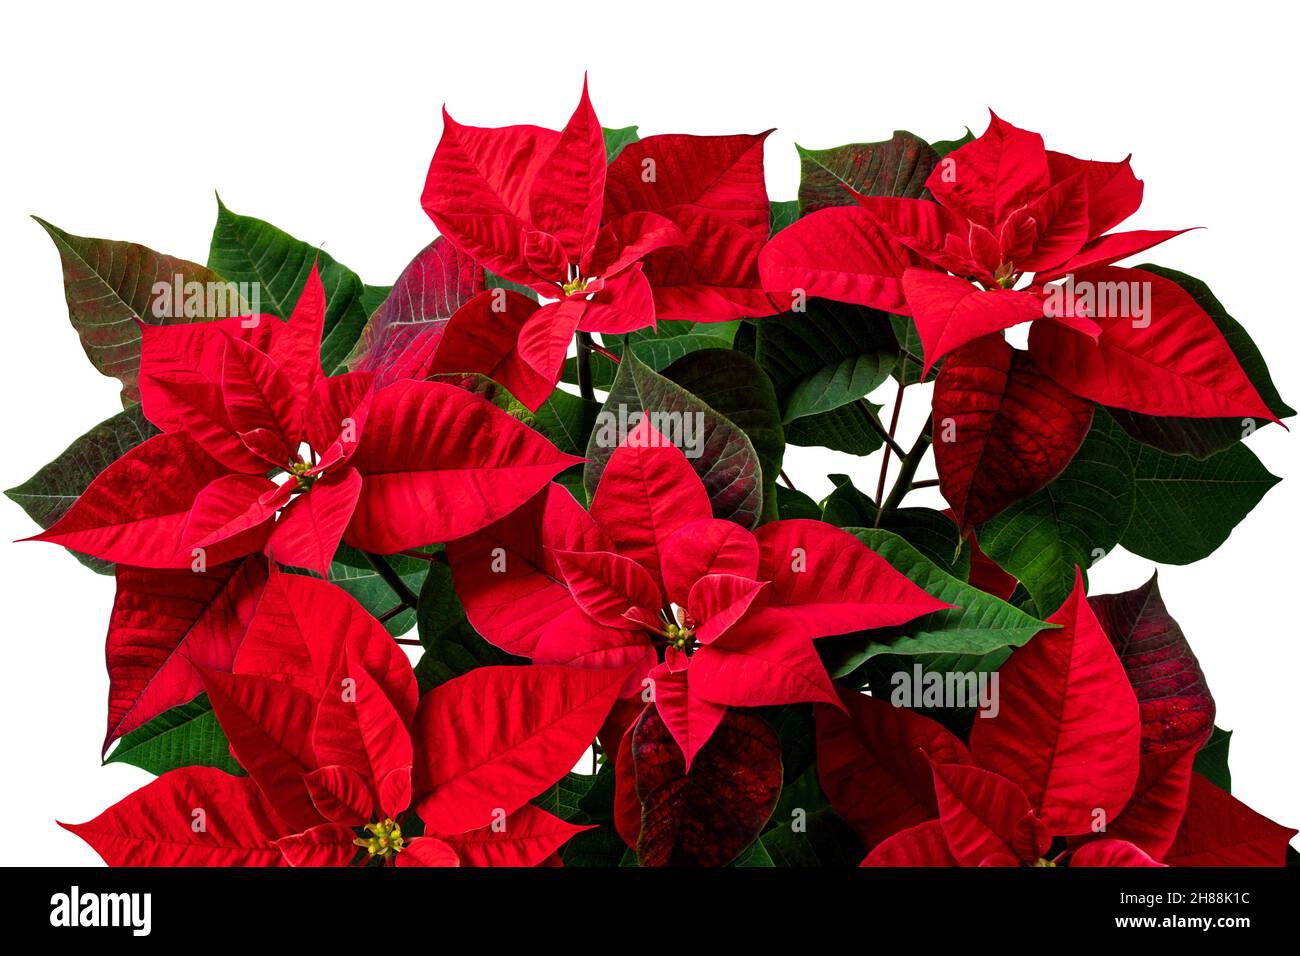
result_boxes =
[65,574,628,867]
[26,266,579,572]
[448,418,948,767]
[816,572,1295,866]
[763,113,1280,530]
[421,80,773,407]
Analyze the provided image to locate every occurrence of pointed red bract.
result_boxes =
[589,419,713,590]
[104,554,268,749]
[816,693,972,847]
[1164,774,1297,866]
[632,707,782,866]
[931,761,1051,866]
[413,665,628,834]
[1090,574,1215,753]
[346,378,580,553]
[970,572,1141,834]
[430,804,591,867]
[233,572,417,726]
[1029,266,1277,420]
[932,335,1093,529]
[61,767,287,867]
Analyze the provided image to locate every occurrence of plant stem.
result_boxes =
[378,603,408,624]
[859,399,906,458]
[590,341,622,365]
[779,470,797,491]
[399,549,448,565]
[874,380,907,510]
[575,331,596,401]
[363,551,420,609]
[910,478,940,489]
[878,419,934,518]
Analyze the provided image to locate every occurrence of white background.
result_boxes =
[2,0,1295,865]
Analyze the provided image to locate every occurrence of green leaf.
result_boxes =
[796,131,937,214]
[662,349,785,521]
[528,388,601,457]
[532,771,599,822]
[785,401,885,455]
[1194,726,1233,793]
[6,405,160,573]
[1102,411,1280,564]
[756,300,898,423]
[977,419,1135,614]
[415,561,523,690]
[761,806,863,867]
[729,840,775,867]
[1106,265,1294,458]
[603,125,639,162]
[930,128,974,157]
[769,200,800,236]
[207,198,368,375]
[823,528,1048,678]
[820,477,968,578]
[104,694,242,777]
[359,284,391,317]
[776,485,822,520]
[889,313,937,385]
[34,217,242,406]
[561,323,737,390]
[320,546,429,635]
[585,348,766,527]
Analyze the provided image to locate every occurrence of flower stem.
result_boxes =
[859,399,906,458]
[874,380,907,510]
[878,418,934,520]
[575,331,596,402]
[363,551,420,609]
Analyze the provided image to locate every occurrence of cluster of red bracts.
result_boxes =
[36,85,1293,868]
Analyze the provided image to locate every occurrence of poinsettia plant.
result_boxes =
[11,85,1294,869]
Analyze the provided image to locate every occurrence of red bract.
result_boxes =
[27,266,579,571]
[65,576,629,867]
[421,80,773,407]
[825,572,1294,867]
[761,113,1280,529]
[449,418,947,767]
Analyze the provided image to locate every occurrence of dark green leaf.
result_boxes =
[320,546,429,635]
[603,125,639,162]
[785,401,885,455]
[104,694,242,777]
[415,562,522,689]
[35,217,242,405]
[6,405,159,573]
[585,349,766,527]
[775,485,822,520]
[1099,410,1280,564]
[207,198,368,374]
[769,200,800,236]
[756,300,898,423]
[797,131,937,214]
[820,477,967,577]
[662,349,785,521]
[823,528,1047,679]
[761,806,863,867]
[930,128,974,157]
[1106,265,1293,458]
[1194,726,1233,793]
[977,418,1135,613]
